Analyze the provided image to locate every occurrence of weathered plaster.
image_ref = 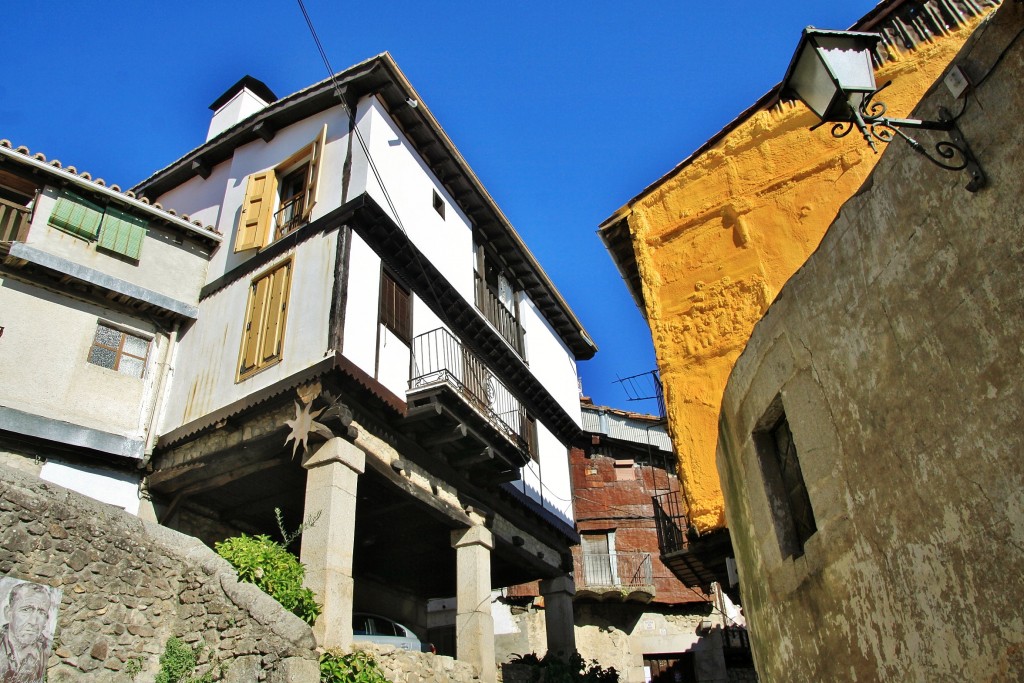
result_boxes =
[621,12,994,532]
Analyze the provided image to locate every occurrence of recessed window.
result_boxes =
[379,271,411,343]
[88,324,150,378]
[432,189,445,219]
[755,403,816,559]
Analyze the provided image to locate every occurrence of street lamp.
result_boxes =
[780,27,985,191]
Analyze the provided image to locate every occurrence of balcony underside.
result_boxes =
[575,585,655,604]
[661,529,733,590]
[405,384,528,483]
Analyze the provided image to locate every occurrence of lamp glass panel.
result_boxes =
[816,36,877,93]
[789,42,839,119]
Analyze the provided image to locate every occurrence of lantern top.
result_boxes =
[781,27,882,122]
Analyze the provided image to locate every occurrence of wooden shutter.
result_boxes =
[260,262,291,365]
[302,124,327,221]
[49,190,103,239]
[98,207,147,260]
[235,171,277,252]
[239,275,269,376]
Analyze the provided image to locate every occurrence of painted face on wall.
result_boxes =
[6,587,49,647]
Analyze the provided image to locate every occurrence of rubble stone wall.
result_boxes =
[0,464,319,682]
[356,643,479,683]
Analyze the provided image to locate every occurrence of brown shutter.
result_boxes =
[303,124,327,221]
[235,171,277,252]
[239,276,270,376]
[260,262,292,365]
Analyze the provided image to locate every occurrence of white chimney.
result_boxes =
[206,76,276,142]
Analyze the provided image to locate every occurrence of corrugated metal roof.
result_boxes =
[581,404,672,452]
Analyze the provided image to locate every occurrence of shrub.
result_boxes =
[155,637,213,683]
[320,649,391,683]
[215,533,322,625]
[507,652,618,683]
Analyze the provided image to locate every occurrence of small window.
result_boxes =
[432,189,445,219]
[238,260,292,379]
[88,324,150,378]
[755,404,816,559]
[379,271,411,343]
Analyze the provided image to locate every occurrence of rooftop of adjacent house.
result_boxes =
[597,0,1001,311]
[0,140,221,243]
[581,398,673,452]
[132,52,597,360]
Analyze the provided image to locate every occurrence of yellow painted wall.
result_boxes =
[620,20,989,532]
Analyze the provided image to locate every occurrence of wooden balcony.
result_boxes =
[474,273,523,356]
[407,327,530,481]
[653,491,734,590]
[0,198,31,244]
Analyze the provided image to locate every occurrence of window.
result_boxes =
[48,190,147,259]
[755,404,816,559]
[238,260,292,379]
[235,124,327,252]
[379,271,411,344]
[581,531,617,586]
[432,189,445,218]
[87,323,150,378]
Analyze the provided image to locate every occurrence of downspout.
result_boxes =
[140,320,180,470]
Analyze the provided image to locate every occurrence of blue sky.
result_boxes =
[2,1,878,411]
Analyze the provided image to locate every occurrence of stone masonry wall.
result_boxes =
[0,464,319,682]
[355,643,479,683]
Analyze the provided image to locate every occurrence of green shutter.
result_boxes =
[98,206,147,260]
[48,190,103,240]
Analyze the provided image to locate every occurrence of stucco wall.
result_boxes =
[0,277,160,439]
[0,464,318,682]
[615,2,996,532]
[716,5,1024,681]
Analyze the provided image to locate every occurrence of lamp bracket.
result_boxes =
[827,84,986,192]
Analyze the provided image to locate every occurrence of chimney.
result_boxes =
[206,76,277,142]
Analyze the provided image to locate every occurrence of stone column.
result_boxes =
[539,575,576,660]
[300,437,365,649]
[451,525,495,683]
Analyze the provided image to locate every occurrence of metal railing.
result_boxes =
[0,198,30,242]
[274,194,305,240]
[474,273,523,355]
[653,491,688,556]
[410,327,528,450]
[574,552,654,592]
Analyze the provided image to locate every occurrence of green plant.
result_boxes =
[155,637,213,683]
[507,652,618,683]
[215,533,321,625]
[276,506,321,548]
[320,649,391,683]
[124,657,144,680]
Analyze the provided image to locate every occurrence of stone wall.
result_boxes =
[356,643,479,683]
[716,4,1024,681]
[0,464,319,682]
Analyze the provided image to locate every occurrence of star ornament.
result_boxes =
[283,400,335,459]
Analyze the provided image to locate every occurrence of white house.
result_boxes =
[0,140,219,514]
[133,56,597,678]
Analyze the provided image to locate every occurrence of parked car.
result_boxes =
[353,613,435,653]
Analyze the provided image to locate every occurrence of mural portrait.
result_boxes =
[0,577,61,683]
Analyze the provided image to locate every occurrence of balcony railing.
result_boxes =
[410,327,528,450]
[0,198,31,242]
[653,491,688,556]
[474,273,523,355]
[574,552,654,593]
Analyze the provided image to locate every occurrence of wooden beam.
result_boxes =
[421,423,469,448]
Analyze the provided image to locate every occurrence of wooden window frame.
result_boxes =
[237,259,293,381]
[87,323,150,378]
[379,270,412,344]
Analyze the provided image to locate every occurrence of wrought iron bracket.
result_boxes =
[814,83,987,192]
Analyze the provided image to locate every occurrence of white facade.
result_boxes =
[150,65,592,523]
